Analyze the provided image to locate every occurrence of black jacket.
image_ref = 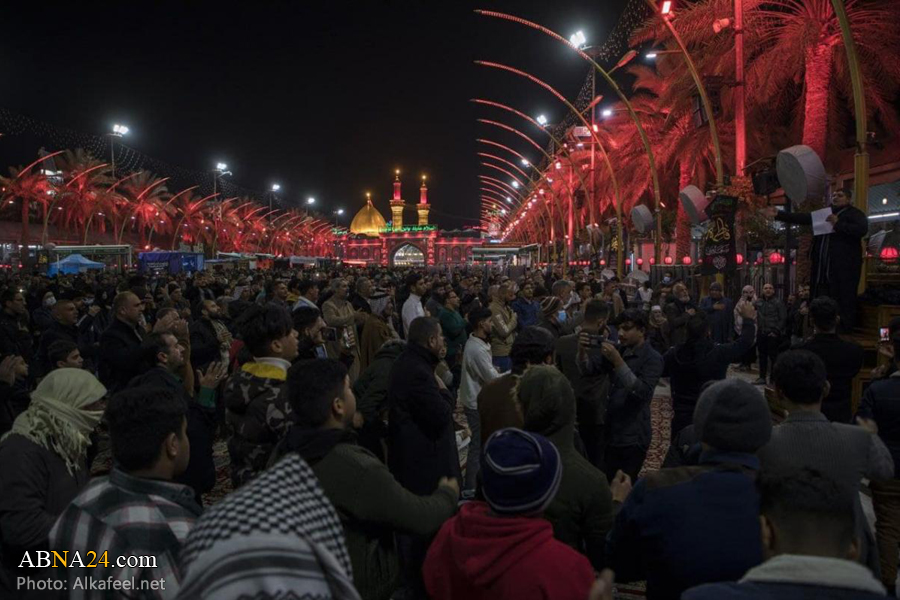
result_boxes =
[859,373,900,478]
[387,344,461,495]
[663,319,756,415]
[35,321,94,376]
[0,310,33,361]
[128,367,217,498]
[795,333,864,423]
[190,318,221,371]
[776,204,868,290]
[663,299,694,347]
[354,341,405,460]
[98,318,146,393]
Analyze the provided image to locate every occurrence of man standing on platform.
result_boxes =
[763,187,868,331]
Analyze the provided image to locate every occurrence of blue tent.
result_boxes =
[48,253,105,276]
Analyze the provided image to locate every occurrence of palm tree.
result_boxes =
[55,149,113,244]
[115,172,171,247]
[0,165,56,254]
[633,0,900,281]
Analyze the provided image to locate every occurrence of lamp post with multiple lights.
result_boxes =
[109,124,129,178]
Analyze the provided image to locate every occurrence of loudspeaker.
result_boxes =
[631,205,654,234]
[776,145,827,206]
[679,185,710,224]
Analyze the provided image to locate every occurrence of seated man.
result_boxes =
[607,379,772,600]
[423,428,595,600]
[274,359,458,600]
[759,349,893,575]
[684,468,887,599]
[49,386,202,596]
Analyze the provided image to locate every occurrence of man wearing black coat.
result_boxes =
[34,299,95,376]
[128,332,226,502]
[190,299,227,372]
[794,297,864,423]
[387,316,459,599]
[767,187,868,330]
[99,292,175,393]
[663,303,758,438]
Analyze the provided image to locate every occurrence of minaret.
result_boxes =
[417,175,430,226]
[390,169,404,231]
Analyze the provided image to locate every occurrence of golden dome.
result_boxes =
[349,199,387,236]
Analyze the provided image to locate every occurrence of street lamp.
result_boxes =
[109,124,129,178]
[536,114,548,126]
[307,197,316,205]
[269,183,281,212]
[521,158,530,166]
[511,181,519,189]
[569,30,587,48]
[333,208,345,227]
[271,183,281,192]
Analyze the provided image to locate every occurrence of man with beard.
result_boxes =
[129,331,227,500]
[789,284,813,346]
[0,289,33,363]
[663,283,696,348]
[35,299,95,376]
[323,278,363,382]
[190,299,232,372]
[699,282,734,344]
[754,283,787,386]
[764,187,868,331]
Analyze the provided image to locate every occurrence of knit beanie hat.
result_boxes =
[540,296,561,317]
[481,428,562,516]
[693,379,772,453]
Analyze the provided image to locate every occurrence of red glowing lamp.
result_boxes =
[637,258,643,266]
[625,258,632,266]
[736,253,744,265]
[649,257,656,265]
[600,259,606,266]
[880,246,900,262]
[664,256,673,265]
[769,252,783,264]
[682,256,692,265]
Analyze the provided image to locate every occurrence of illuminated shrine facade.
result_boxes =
[335,174,483,267]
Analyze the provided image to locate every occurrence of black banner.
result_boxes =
[701,195,738,275]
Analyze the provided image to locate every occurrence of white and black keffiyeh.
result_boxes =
[178,454,359,600]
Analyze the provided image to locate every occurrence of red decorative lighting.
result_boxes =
[637,258,643,266]
[769,252,783,264]
[736,253,744,265]
[880,246,900,262]
[649,257,656,265]
[600,259,606,266]
[625,258,632,266]
[664,256,673,265]
[682,256,692,265]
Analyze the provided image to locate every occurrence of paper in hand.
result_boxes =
[811,208,834,236]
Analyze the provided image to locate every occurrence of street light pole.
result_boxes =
[734,0,746,176]
[109,124,128,179]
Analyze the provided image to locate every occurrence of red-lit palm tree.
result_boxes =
[55,149,112,244]
[0,162,57,252]
[115,172,171,247]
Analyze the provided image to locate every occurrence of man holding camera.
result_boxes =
[578,309,664,482]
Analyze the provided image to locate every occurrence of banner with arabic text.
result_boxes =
[701,195,737,275]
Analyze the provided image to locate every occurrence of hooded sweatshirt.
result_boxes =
[423,501,594,600]
[517,365,614,569]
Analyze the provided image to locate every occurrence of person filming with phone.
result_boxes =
[293,306,329,361]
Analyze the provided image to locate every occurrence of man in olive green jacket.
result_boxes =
[274,359,459,600]
[517,364,614,570]
[489,283,518,372]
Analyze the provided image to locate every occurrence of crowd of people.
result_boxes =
[0,263,895,599]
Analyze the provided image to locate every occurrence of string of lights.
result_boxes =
[0,107,301,212]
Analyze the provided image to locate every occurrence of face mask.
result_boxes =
[557,310,568,323]
[43,296,57,307]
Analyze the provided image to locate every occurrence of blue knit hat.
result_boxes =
[481,428,562,516]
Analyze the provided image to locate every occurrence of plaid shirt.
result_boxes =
[49,469,202,599]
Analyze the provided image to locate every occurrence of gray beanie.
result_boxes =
[693,379,772,453]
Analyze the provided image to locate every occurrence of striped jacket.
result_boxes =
[48,469,202,599]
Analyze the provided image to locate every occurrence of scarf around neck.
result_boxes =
[3,368,106,475]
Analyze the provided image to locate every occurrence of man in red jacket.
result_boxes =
[423,428,596,600]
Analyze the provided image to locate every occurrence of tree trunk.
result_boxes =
[20,197,31,267]
[676,161,693,260]
[796,41,834,285]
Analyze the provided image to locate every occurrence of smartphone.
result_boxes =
[322,327,338,342]
[588,334,605,349]
[880,327,891,343]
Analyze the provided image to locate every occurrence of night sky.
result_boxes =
[1,1,629,229]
